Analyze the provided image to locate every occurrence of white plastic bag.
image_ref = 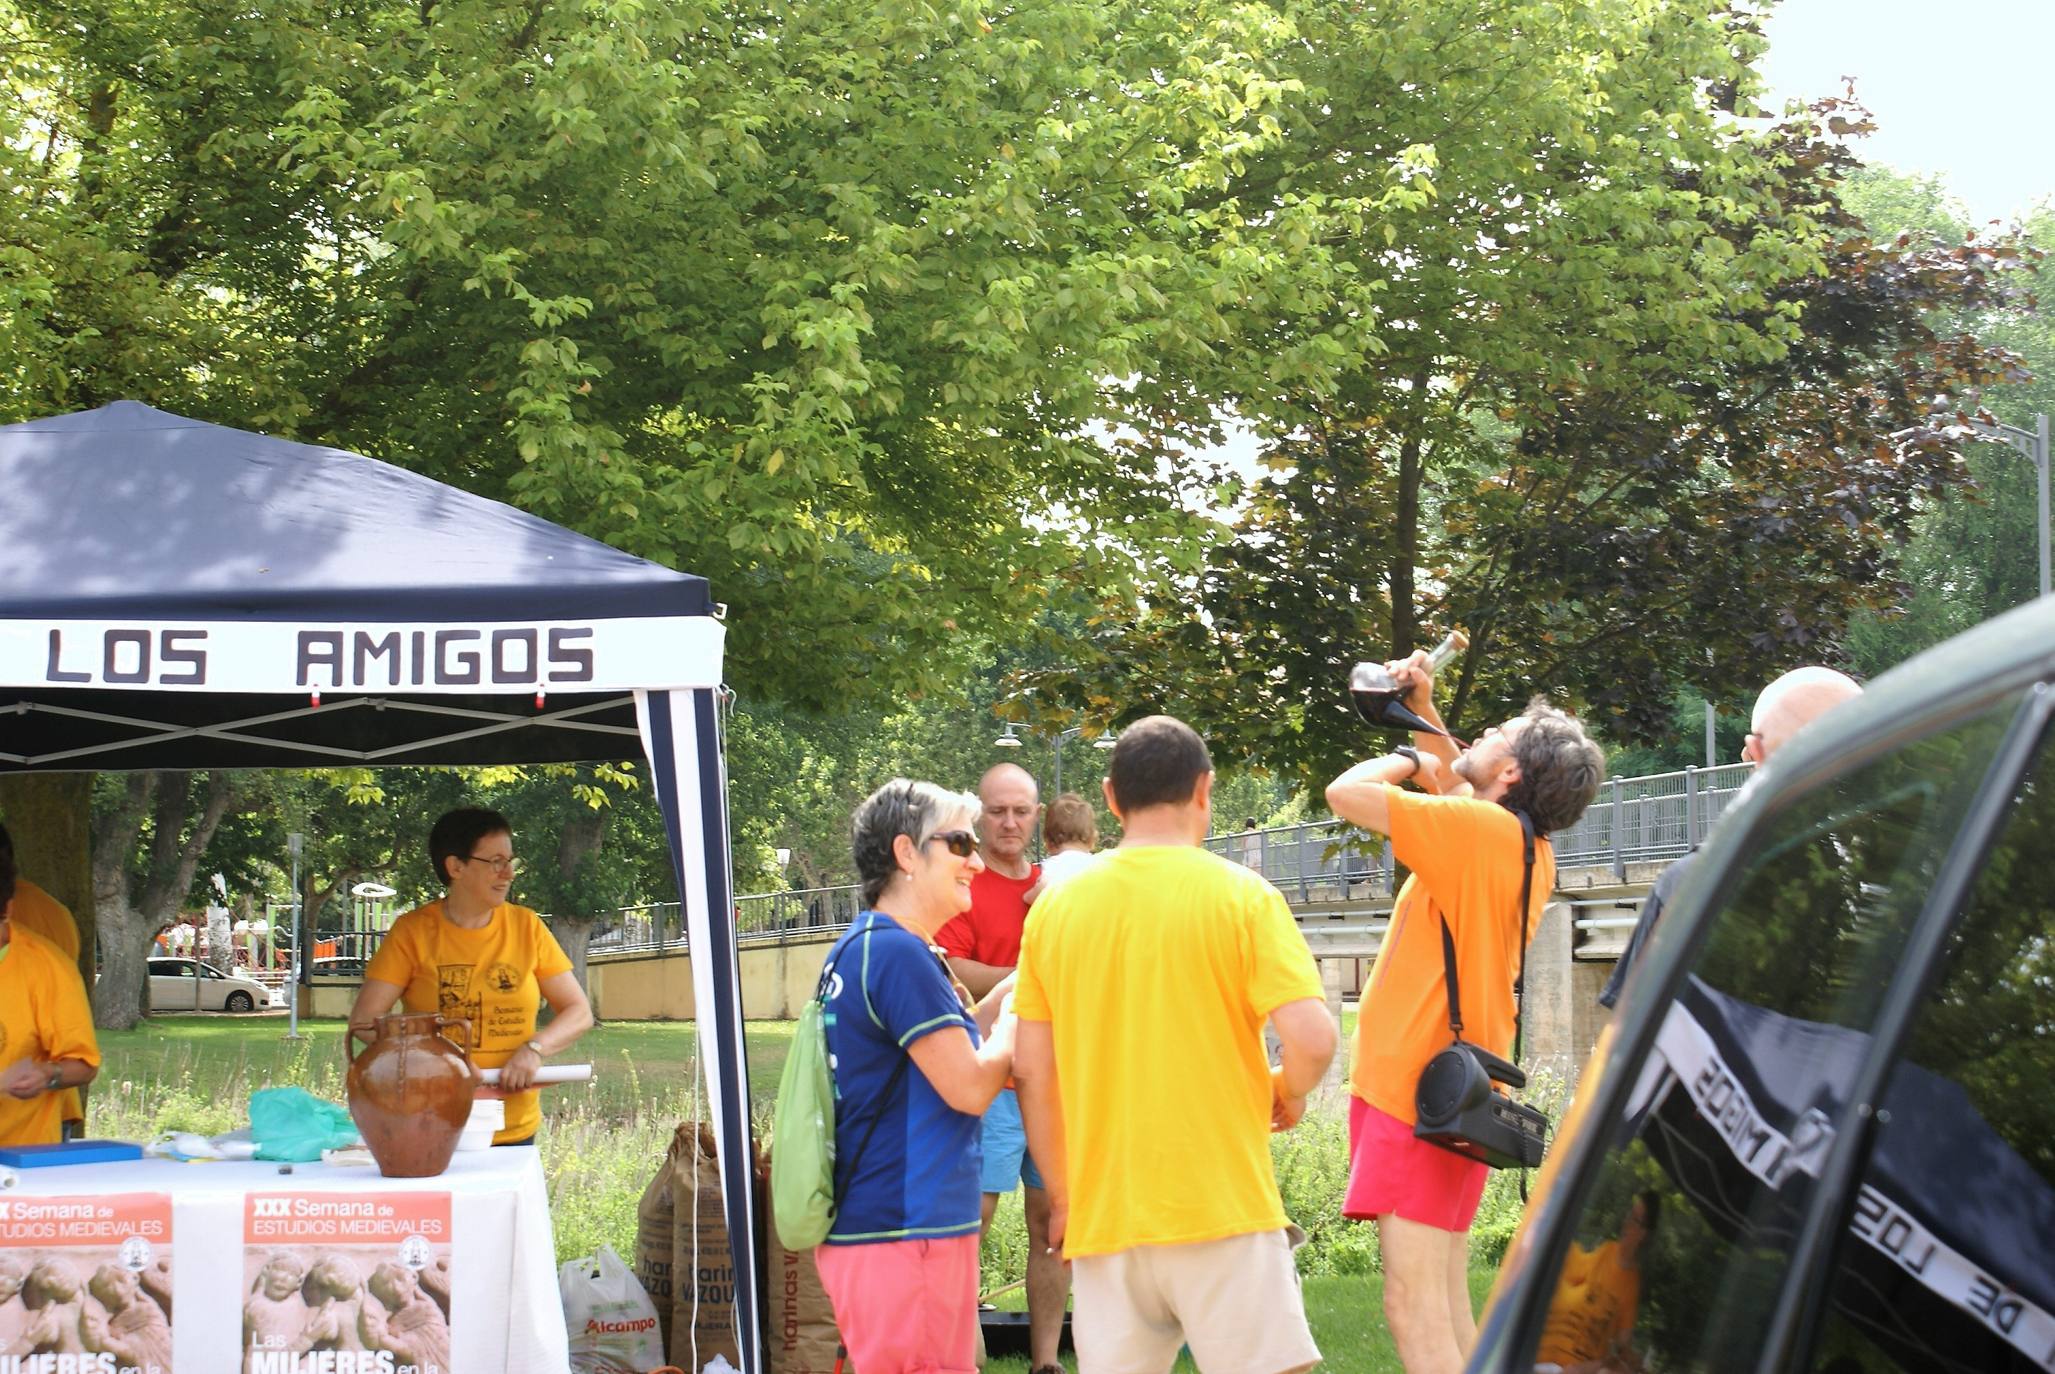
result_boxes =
[561,1243,667,1374]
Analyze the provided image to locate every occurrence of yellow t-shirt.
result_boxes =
[0,926,101,1147]
[1013,844,1326,1258]
[10,881,85,1127]
[364,901,572,1143]
[1535,1239,1641,1364]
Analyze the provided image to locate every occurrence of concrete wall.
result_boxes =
[302,930,842,1024]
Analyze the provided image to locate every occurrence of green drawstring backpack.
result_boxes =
[770,928,908,1249]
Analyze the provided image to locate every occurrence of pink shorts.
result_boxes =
[1343,1095,1489,1232]
[813,1234,980,1374]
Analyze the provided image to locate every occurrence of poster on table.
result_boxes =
[242,1192,453,1374]
[0,1191,174,1374]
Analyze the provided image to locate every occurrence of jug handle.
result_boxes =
[436,1015,475,1057]
[344,1018,377,1074]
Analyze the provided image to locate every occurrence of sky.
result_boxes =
[1757,0,2055,223]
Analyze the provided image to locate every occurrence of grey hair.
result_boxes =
[852,779,982,907]
[1502,698,1605,836]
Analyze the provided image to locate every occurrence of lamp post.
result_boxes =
[1969,413,2051,601]
[994,722,1116,802]
[284,831,304,1041]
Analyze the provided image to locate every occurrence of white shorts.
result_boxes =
[1071,1229,1321,1374]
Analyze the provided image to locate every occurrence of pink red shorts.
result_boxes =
[813,1234,979,1374]
[1343,1094,1489,1232]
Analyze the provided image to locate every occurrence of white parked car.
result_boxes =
[146,957,271,1013]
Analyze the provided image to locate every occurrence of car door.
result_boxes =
[196,962,227,1010]
[1474,682,2045,1374]
[148,958,194,1011]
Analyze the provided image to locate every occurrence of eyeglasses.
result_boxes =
[462,854,521,875]
[924,830,981,858]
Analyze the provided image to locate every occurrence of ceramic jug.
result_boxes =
[346,1012,477,1177]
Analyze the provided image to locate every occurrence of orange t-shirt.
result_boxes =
[1350,788,1554,1124]
[11,881,80,960]
[11,881,85,1128]
[1536,1240,1641,1363]
[0,926,101,1146]
[364,901,572,1143]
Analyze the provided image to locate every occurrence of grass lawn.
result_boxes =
[981,1268,1498,1374]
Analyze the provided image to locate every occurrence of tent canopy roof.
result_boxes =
[0,403,721,771]
[0,401,710,622]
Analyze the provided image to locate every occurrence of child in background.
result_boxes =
[1033,793,1101,897]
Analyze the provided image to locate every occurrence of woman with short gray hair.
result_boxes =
[813,779,1017,1374]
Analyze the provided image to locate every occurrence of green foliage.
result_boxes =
[2,0,1402,712]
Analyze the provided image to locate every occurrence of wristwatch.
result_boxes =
[1393,744,1422,779]
[524,1039,546,1058]
[45,1065,62,1093]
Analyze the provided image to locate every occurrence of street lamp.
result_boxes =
[993,723,1116,801]
[1969,413,2051,600]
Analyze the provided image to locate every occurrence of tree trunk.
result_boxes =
[1388,371,1431,657]
[0,773,97,985]
[544,916,599,1011]
[89,772,238,1029]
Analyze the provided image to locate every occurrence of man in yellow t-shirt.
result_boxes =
[7,877,87,1135]
[0,827,101,1146]
[1015,715,1337,1374]
[354,808,592,1145]
[1536,1192,1657,1371]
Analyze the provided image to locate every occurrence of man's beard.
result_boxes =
[1452,751,1481,785]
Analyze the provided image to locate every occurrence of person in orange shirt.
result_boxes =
[1535,1192,1658,1372]
[1325,652,1603,1374]
[0,823,101,1147]
[3,859,88,1137]
[348,807,594,1146]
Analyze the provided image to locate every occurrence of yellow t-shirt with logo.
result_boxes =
[10,881,85,1128]
[0,925,102,1147]
[365,901,572,1143]
[1013,844,1326,1258]
[1536,1239,1641,1364]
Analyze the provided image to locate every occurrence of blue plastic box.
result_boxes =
[0,1139,144,1168]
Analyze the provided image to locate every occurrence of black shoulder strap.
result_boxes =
[1436,809,1538,1049]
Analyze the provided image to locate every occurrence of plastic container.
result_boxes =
[455,1096,506,1151]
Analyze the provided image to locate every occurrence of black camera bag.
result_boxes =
[1413,809,1549,1170]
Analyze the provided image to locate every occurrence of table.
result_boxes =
[1,1147,569,1374]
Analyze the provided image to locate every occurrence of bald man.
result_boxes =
[935,761,1067,1374]
[1599,666,1862,1011]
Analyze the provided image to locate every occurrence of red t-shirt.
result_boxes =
[935,865,1041,967]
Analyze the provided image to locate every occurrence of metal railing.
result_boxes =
[1203,762,1756,901]
[319,762,1756,965]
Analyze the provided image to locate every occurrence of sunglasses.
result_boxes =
[924,830,981,858]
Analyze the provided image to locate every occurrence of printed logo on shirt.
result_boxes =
[484,962,522,995]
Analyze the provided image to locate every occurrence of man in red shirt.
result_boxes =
[936,762,1064,1374]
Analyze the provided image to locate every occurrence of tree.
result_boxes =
[89,771,238,1028]
[2,0,1400,712]
[1037,80,2032,790]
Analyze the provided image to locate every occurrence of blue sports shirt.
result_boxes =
[821,911,984,1243]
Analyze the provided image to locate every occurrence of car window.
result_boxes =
[1517,695,2023,1374]
[200,964,223,979]
[1806,718,2055,1374]
[161,961,195,979]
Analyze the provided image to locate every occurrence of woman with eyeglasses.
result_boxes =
[813,780,1018,1374]
[349,807,593,1146]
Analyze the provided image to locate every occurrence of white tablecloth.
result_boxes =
[2,1148,569,1374]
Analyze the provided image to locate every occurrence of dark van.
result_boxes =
[1474,594,2055,1374]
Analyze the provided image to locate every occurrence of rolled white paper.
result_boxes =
[476,1063,593,1086]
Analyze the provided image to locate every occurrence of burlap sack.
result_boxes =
[670,1122,745,1373]
[759,1148,846,1374]
[635,1127,683,1357]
